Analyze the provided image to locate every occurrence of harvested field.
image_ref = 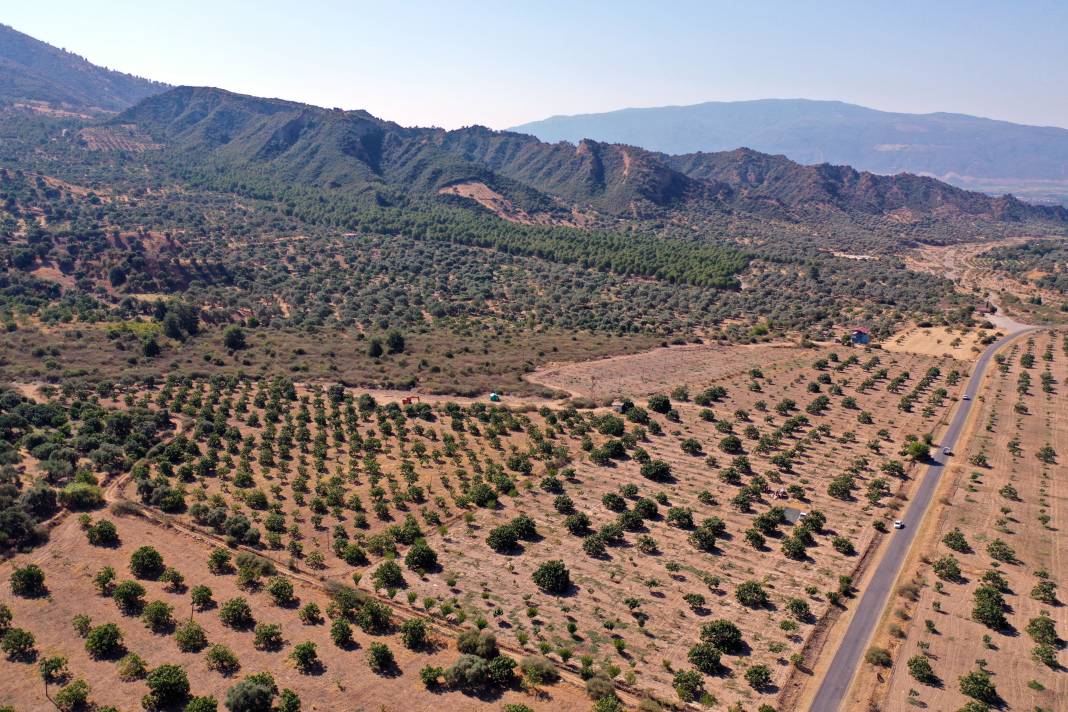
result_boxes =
[527,341,804,401]
[882,325,995,360]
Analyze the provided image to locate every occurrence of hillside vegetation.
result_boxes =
[0,24,166,113]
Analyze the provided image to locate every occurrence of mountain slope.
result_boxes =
[0,23,166,113]
[511,99,1068,204]
[662,148,1055,223]
[111,86,1068,230]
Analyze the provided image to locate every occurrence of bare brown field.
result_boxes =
[527,341,805,401]
[882,325,994,360]
[854,331,1067,712]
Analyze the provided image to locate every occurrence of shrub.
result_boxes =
[371,560,404,590]
[458,629,499,658]
[420,664,444,687]
[142,600,175,633]
[54,679,90,711]
[907,654,936,684]
[330,618,353,648]
[942,527,971,553]
[207,548,232,574]
[72,614,92,637]
[700,619,743,653]
[85,623,124,659]
[354,599,391,633]
[298,602,322,625]
[206,644,241,675]
[401,618,428,649]
[532,560,570,594]
[564,512,591,535]
[276,689,300,712]
[832,536,856,555]
[972,585,1006,629]
[786,597,812,621]
[117,652,148,681]
[687,642,721,674]
[288,641,319,673]
[672,669,703,701]
[486,524,519,553]
[112,580,146,613]
[160,568,185,592]
[184,696,219,712]
[175,619,209,652]
[266,577,294,607]
[736,580,768,608]
[129,546,165,579]
[583,534,607,557]
[144,664,190,708]
[191,585,214,610]
[1031,579,1058,604]
[959,669,997,703]
[648,395,671,414]
[640,459,672,482]
[865,647,891,667]
[224,674,278,712]
[1,627,35,660]
[87,519,120,546]
[39,654,69,683]
[986,538,1015,563]
[404,541,438,571]
[10,564,46,597]
[1033,644,1058,668]
[219,598,254,629]
[445,654,492,690]
[745,663,772,689]
[253,623,284,651]
[916,550,950,583]
[1026,613,1058,646]
[368,642,395,673]
[519,654,558,685]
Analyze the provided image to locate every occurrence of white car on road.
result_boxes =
[893,520,904,529]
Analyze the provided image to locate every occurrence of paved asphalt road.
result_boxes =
[809,327,1036,712]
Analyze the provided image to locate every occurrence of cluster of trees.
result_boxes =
[0,385,172,551]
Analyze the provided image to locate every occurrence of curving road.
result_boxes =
[809,325,1036,712]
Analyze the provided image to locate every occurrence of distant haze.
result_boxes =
[512,99,1068,205]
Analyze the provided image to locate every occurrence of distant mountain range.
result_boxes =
[1,22,1065,242]
[109,87,1067,232]
[512,99,1068,205]
[0,23,166,113]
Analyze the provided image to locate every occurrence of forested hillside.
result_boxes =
[0,75,1061,395]
[114,87,1068,230]
[0,24,166,113]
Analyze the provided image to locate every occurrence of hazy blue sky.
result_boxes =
[6,1,1068,129]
